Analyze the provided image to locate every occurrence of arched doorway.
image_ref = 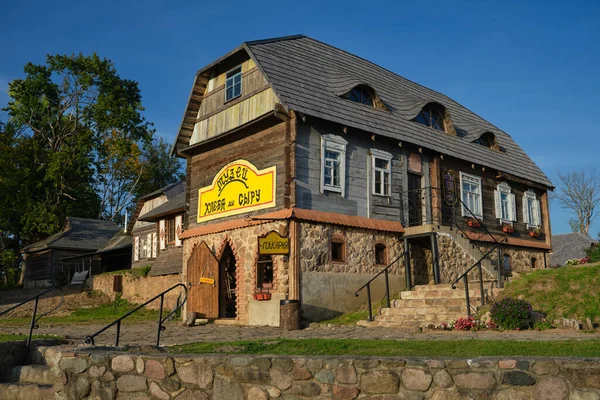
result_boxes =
[219,244,237,318]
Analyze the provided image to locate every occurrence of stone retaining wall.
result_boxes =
[90,273,183,310]
[37,345,600,400]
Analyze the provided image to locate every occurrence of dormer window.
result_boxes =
[414,103,446,132]
[343,85,374,106]
[474,132,503,152]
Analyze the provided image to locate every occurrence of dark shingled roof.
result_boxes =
[97,231,132,254]
[23,217,119,253]
[549,232,598,266]
[232,35,552,188]
[127,182,185,233]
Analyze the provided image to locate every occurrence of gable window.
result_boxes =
[167,217,176,244]
[459,172,483,218]
[225,66,242,101]
[494,182,516,224]
[343,85,374,106]
[375,243,387,266]
[256,255,274,289]
[320,135,347,196]
[371,149,392,196]
[414,104,446,132]
[523,190,542,228]
[331,235,346,263]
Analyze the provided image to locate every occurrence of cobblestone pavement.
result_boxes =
[1,321,599,347]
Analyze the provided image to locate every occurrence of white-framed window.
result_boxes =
[494,182,516,224]
[225,66,242,101]
[523,190,542,228]
[460,172,483,218]
[371,149,392,196]
[320,134,347,196]
[139,236,147,259]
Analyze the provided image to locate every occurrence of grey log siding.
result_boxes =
[295,120,405,221]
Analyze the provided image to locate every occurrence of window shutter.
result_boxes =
[494,190,502,219]
[509,193,517,222]
[522,196,530,225]
[152,233,158,258]
[147,234,152,258]
[159,220,166,250]
[134,237,139,261]
[175,215,183,247]
[533,199,542,227]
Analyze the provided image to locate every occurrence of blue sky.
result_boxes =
[1,0,599,235]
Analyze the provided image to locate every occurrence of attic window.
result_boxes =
[474,132,502,151]
[413,104,446,132]
[343,85,375,106]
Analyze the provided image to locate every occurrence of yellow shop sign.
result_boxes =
[258,231,289,255]
[197,159,276,222]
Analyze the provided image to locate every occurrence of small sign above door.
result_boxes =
[258,231,290,255]
[408,153,422,174]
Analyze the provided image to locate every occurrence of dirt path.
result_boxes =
[1,320,598,347]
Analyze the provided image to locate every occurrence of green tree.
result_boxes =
[3,53,154,242]
[135,136,185,199]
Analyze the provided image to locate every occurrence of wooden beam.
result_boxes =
[540,191,552,252]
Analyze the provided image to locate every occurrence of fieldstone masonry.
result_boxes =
[9,344,600,400]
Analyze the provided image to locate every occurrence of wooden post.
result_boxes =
[288,220,300,300]
[540,191,552,253]
[430,156,442,224]
[404,238,412,290]
[430,233,440,284]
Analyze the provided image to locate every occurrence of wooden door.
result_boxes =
[187,241,219,319]
[407,172,422,226]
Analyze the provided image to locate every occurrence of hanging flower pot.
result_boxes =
[502,225,514,233]
[468,219,481,228]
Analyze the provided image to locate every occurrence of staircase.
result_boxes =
[368,283,499,329]
[0,347,59,400]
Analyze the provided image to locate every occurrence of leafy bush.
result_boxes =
[490,297,533,330]
[586,245,600,263]
[565,258,581,266]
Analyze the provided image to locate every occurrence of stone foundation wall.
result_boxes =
[36,345,600,400]
[299,222,404,274]
[437,233,480,284]
[90,273,183,310]
[183,221,289,325]
[481,243,548,274]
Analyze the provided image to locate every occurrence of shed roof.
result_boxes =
[549,232,598,266]
[22,217,119,253]
[138,192,185,222]
[173,35,553,188]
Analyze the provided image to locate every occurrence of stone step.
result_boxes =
[379,306,469,316]
[400,290,485,300]
[7,365,55,385]
[390,297,480,308]
[0,383,54,400]
[376,312,470,323]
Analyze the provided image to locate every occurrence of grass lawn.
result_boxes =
[503,262,600,322]
[0,333,63,343]
[0,296,162,326]
[169,338,600,357]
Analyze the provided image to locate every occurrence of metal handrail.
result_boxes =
[354,250,409,321]
[451,238,508,315]
[84,283,187,347]
[0,286,64,348]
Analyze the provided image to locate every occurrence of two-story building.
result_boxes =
[128,182,185,277]
[172,35,553,325]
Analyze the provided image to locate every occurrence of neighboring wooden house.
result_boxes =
[21,217,119,287]
[171,35,554,324]
[128,182,185,277]
[59,231,132,283]
[550,233,598,266]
